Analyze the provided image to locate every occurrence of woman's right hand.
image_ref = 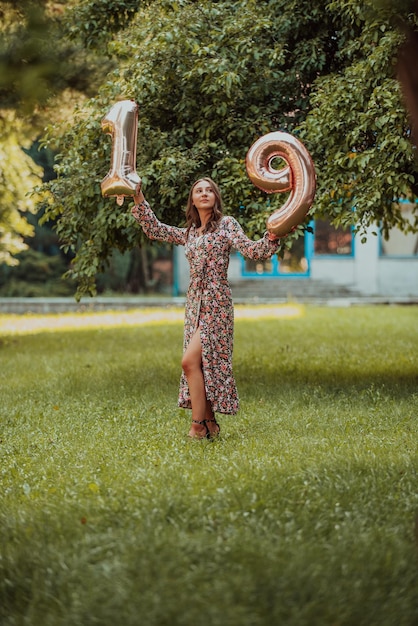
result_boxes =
[133,184,145,205]
[134,191,145,204]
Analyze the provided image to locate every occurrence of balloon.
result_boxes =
[246,131,316,237]
[101,100,142,206]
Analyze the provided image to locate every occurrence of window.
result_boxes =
[242,234,309,276]
[277,235,308,273]
[380,202,418,257]
[314,219,353,256]
[244,257,273,275]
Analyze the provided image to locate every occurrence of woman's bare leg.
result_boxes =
[182,329,208,438]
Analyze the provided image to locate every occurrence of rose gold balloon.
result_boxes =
[246,131,316,237]
[101,100,142,206]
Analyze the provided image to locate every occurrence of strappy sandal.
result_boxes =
[188,419,209,439]
[205,417,220,439]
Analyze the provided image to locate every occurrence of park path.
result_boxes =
[0,304,303,335]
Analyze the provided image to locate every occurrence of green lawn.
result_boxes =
[0,305,417,626]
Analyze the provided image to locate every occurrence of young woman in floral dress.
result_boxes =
[132,178,280,439]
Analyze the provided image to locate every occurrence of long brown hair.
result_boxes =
[185,177,223,238]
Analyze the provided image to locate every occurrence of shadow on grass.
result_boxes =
[1,311,417,625]
[1,453,417,626]
[3,321,415,406]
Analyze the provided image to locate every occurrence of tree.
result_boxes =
[0,113,41,264]
[41,0,349,297]
[0,0,115,267]
[40,0,418,298]
[0,0,113,111]
[301,0,418,240]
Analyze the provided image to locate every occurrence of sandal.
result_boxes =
[205,417,220,439]
[188,419,209,439]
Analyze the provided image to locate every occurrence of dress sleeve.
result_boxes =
[132,200,187,246]
[224,216,280,260]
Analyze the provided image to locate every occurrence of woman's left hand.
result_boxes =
[267,232,280,241]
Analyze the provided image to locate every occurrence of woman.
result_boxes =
[132,178,280,439]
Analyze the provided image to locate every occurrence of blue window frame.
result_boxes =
[240,222,314,277]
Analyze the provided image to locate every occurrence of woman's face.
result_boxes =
[192,180,216,211]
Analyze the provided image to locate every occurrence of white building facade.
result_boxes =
[173,203,418,299]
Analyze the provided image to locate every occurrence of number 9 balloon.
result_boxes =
[101,100,142,206]
[246,131,316,237]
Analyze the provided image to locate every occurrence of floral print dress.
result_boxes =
[132,201,280,415]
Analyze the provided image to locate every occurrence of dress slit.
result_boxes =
[131,201,279,416]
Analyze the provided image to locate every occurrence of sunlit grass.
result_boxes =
[0,302,303,335]
[0,306,417,626]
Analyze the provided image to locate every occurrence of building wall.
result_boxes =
[377,259,418,297]
[173,225,418,298]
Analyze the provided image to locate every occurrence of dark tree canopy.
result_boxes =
[2,0,417,296]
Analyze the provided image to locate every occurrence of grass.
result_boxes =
[0,304,417,626]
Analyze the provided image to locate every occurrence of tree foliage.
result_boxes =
[301,0,418,240]
[0,113,42,265]
[0,0,106,111]
[35,0,418,298]
[0,0,113,267]
[41,0,350,296]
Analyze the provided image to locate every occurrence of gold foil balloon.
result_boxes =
[101,100,142,206]
[246,131,316,237]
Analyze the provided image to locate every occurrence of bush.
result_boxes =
[0,249,75,296]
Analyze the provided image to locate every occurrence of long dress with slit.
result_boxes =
[132,201,280,415]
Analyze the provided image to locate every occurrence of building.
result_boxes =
[173,203,418,300]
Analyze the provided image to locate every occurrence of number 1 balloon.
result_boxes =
[100,100,142,206]
[246,131,316,237]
